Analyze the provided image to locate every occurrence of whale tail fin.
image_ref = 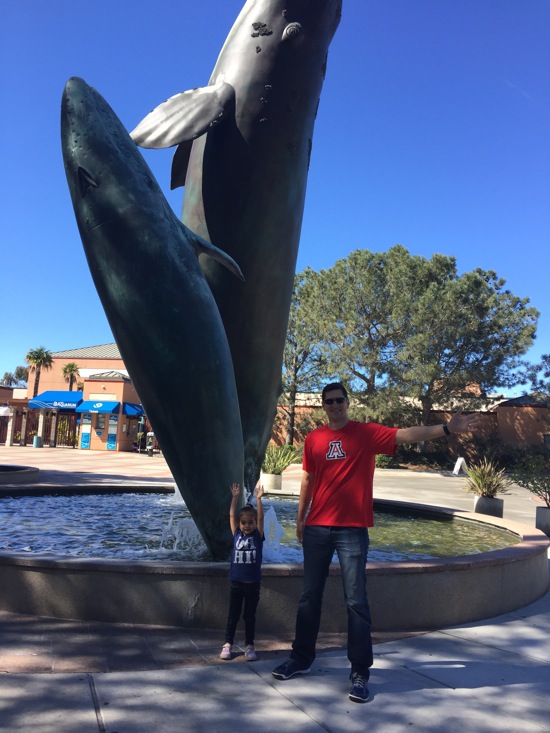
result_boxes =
[183,223,243,281]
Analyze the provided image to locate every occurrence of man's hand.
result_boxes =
[296,518,305,544]
[448,407,482,434]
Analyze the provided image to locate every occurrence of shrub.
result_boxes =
[511,456,550,508]
[464,458,512,498]
[375,454,399,469]
[261,444,298,475]
[395,447,454,470]
[467,435,541,470]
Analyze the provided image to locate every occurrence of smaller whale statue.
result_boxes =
[61,77,244,560]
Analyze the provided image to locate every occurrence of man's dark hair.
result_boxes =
[322,382,349,402]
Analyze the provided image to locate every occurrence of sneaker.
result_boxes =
[349,672,369,703]
[245,645,257,661]
[272,658,311,680]
[219,644,232,660]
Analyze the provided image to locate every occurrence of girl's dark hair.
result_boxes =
[238,503,257,520]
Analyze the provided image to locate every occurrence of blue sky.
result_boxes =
[1,0,548,394]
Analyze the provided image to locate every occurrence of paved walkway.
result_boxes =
[0,445,549,731]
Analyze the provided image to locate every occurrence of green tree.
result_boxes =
[14,365,28,385]
[524,354,550,393]
[25,346,53,398]
[2,372,17,387]
[395,267,538,424]
[1,366,28,387]
[62,362,80,391]
[305,246,437,423]
[303,246,539,428]
[281,270,327,444]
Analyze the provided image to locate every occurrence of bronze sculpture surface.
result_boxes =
[132,0,342,487]
[62,0,341,557]
[61,78,243,560]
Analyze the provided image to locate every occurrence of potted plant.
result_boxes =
[260,444,298,492]
[464,458,511,517]
[511,456,550,536]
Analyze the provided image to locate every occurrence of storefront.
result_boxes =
[75,400,144,451]
[21,373,146,452]
[27,390,83,447]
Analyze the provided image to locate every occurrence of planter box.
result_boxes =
[260,473,282,492]
[474,496,504,518]
[535,506,550,537]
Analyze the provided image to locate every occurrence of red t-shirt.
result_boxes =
[303,420,398,528]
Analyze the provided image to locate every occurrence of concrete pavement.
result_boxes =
[0,445,549,732]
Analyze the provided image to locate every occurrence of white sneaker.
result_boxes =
[220,644,232,660]
[245,645,257,661]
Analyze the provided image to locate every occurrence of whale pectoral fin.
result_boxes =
[130,81,235,149]
[170,141,192,189]
[184,225,244,281]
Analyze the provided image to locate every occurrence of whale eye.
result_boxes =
[282,22,302,41]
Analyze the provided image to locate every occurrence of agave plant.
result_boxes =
[261,444,298,475]
[464,458,512,498]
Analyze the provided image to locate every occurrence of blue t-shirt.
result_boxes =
[229,528,264,582]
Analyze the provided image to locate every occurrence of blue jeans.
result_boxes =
[291,526,372,676]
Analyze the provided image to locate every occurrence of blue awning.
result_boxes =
[76,400,120,414]
[123,402,144,416]
[29,391,83,410]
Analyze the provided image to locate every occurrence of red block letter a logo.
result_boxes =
[326,441,346,460]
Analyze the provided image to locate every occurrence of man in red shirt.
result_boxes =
[272,382,480,703]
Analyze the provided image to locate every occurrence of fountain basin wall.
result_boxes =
[0,465,40,484]
[0,501,548,632]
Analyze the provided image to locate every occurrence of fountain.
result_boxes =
[6,1,547,636]
[0,489,548,632]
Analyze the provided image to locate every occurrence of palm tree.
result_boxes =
[2,372,17,386]
[25,347,53,398]
[62,362,80,391]
[14,365,28,385]
[1,367,27,387]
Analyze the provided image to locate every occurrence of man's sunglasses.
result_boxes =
[324,397,346,405]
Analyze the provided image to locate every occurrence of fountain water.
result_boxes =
[158,504,287,562]
[0,493,520,562]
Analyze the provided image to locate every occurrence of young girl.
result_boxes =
[220,483,265,661]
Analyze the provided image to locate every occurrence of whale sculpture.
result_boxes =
[61,77,244,560]
[132,0,342,486]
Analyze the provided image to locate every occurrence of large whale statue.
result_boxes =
[61,77,244,560]
[132,0,342,486]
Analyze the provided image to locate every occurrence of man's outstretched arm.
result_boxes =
[395,407,481,445]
